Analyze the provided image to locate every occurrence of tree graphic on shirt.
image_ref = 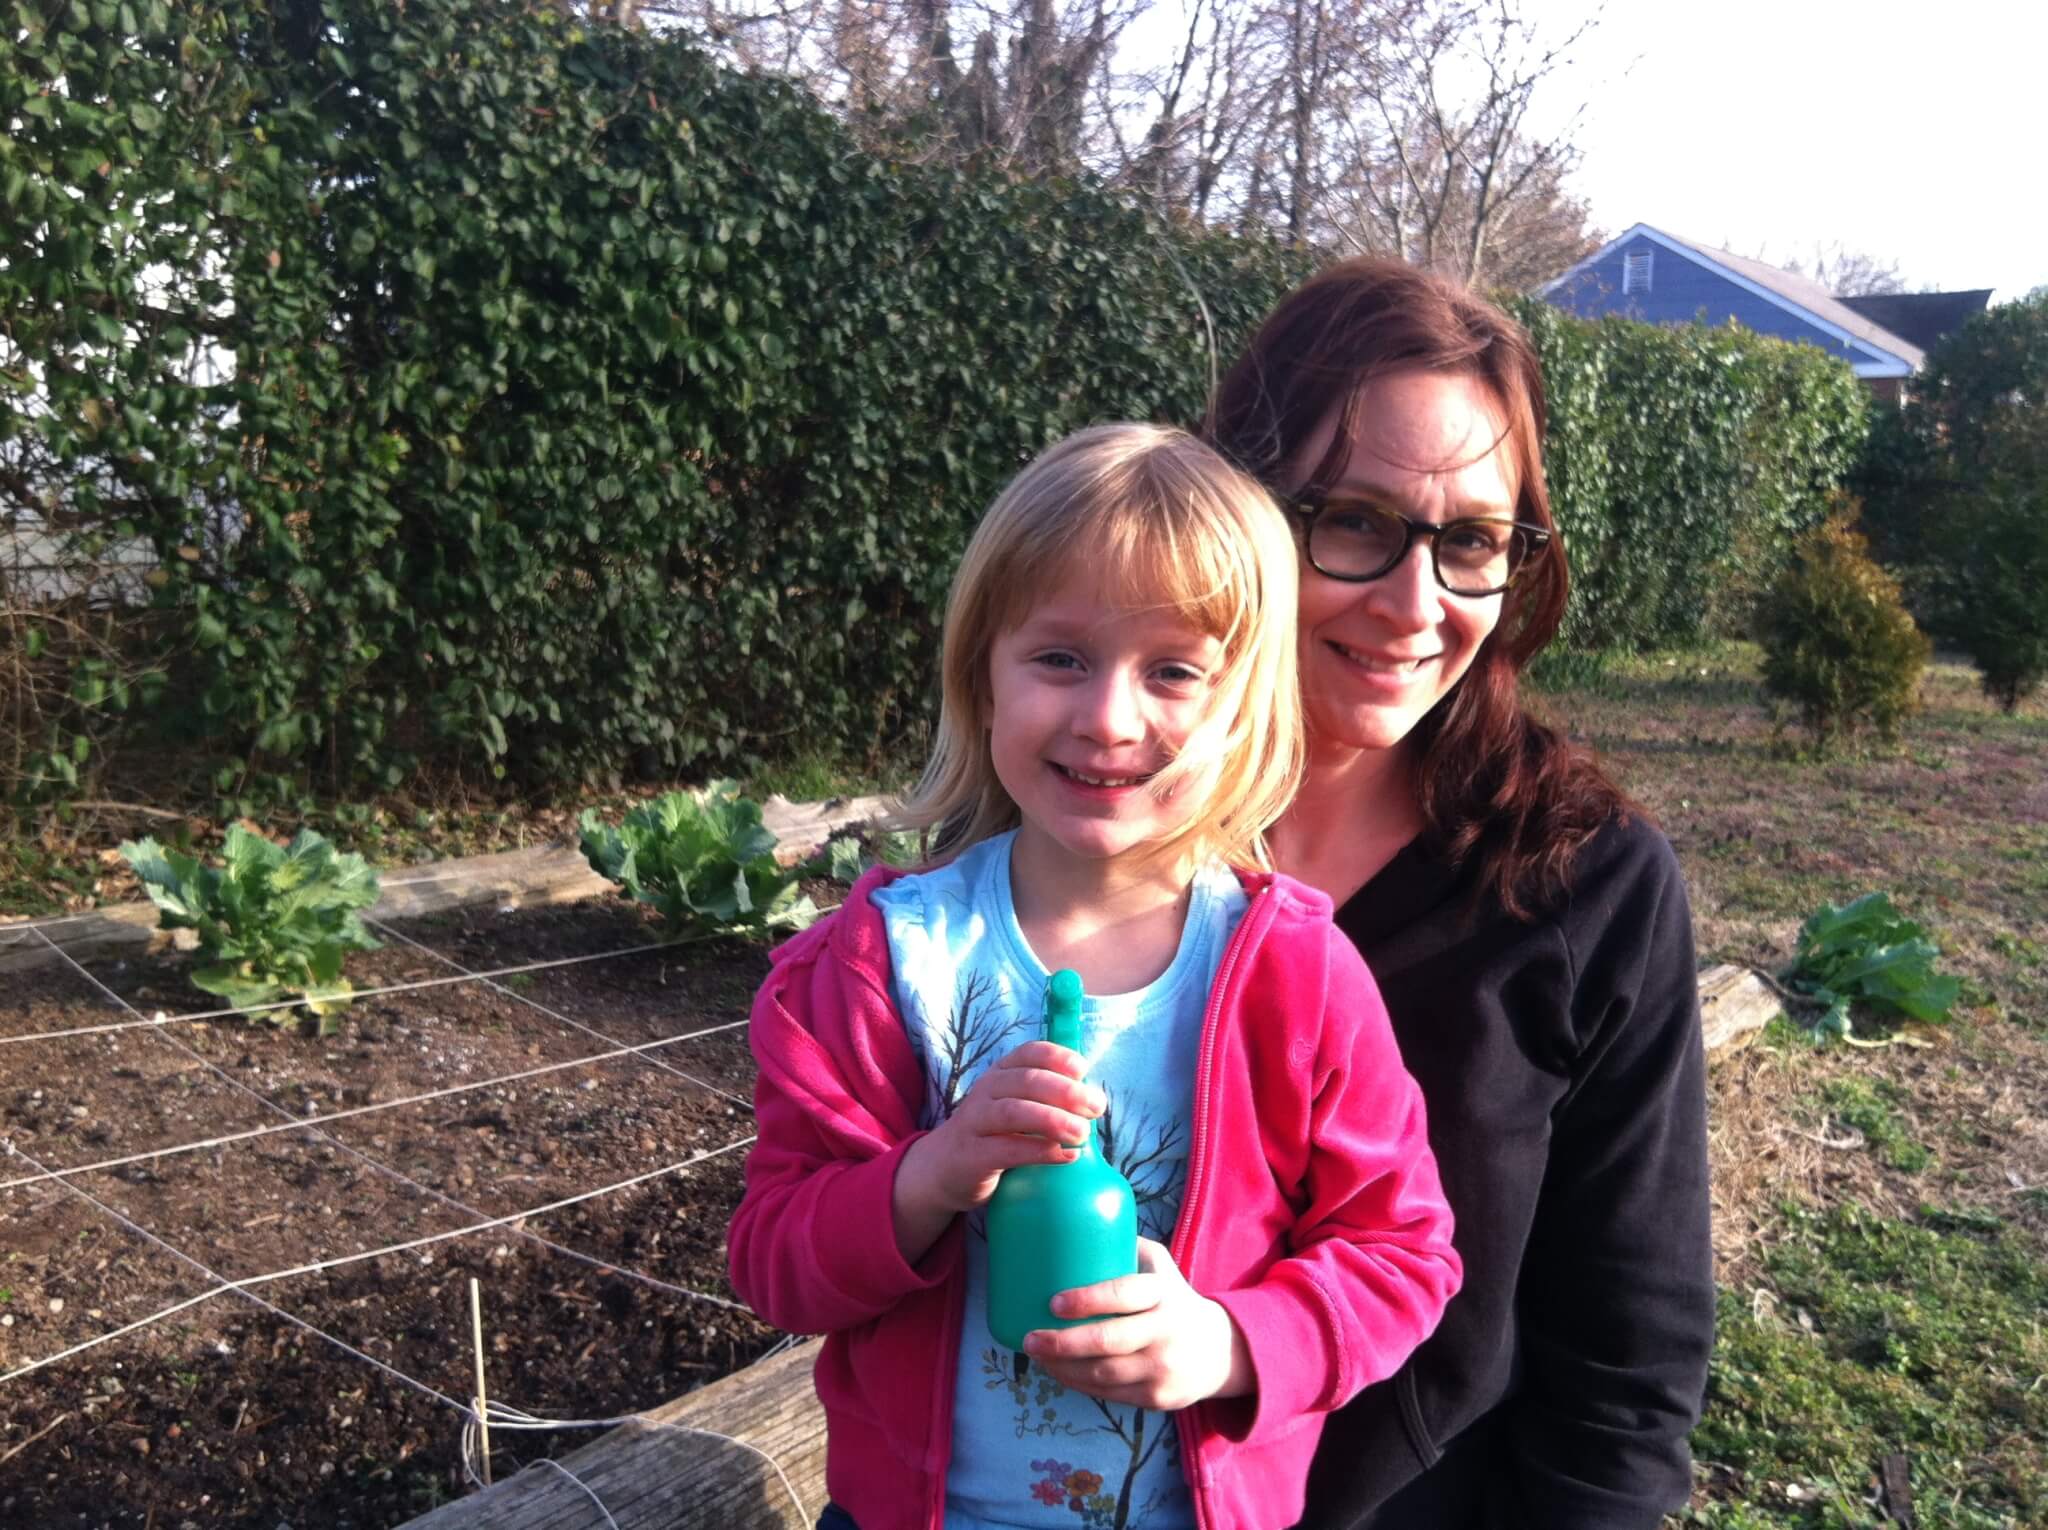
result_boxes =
[978,1088,1189,1529]
[918,970,1019,1127]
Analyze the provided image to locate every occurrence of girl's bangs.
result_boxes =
[987,500,1251,655]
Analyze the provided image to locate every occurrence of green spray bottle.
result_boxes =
[985,969,1139,1352]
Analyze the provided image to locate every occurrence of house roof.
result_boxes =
[1834,290,1993,357]
[1540,223,1927,375]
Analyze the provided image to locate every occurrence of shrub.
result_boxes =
[1942,477,2048,712]
[119,826,382,1029]
[1758,510,1928,747]
[1507,299,1870,653]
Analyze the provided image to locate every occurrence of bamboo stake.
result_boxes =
[470,1277,492,1487]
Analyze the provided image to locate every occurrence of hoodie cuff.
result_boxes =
[1209,1275,1342,1445]
[814,1130,961,1310]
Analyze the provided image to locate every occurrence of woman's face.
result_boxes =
[1287,369,1517,758]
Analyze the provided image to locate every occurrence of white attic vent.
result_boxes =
[1622,249,1653,295]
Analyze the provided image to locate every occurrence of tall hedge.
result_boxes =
[1509,298,1871,652]
[2,0,1308,797]
[4,1,1866,802]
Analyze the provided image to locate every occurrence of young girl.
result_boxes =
[730,423,1460,1530]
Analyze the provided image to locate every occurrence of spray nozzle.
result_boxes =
[1044,969,1084,1052]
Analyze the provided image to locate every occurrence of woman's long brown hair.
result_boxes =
[1204,257,1629,919]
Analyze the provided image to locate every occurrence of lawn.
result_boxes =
[1532,647,2047,1528]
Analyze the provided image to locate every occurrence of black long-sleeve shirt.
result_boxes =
[1297,814,1714,1529]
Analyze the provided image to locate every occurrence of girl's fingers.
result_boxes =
[1033,1353,1152,1393]
[962,1093,1096,1145]
[1047,1271,1161,1322]
[993,1041,1090,1079]
[978,1063,1104,1115]
[966,1129,1082,1175]
[1024,1306,1159,1360]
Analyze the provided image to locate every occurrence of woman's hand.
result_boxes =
[1023,1238,1252,1410]
[891,1040,1103,1263]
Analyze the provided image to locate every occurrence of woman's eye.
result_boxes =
[1444,524,1507,555]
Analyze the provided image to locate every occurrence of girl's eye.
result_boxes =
[1153,662,1206,686]
[1031,651,1083,671]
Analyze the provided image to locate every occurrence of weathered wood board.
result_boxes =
[401,1337,828,1530]
[0,794,890,976]
[1698,962,1784,1057]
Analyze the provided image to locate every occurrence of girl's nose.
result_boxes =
[1076,670,1146,744]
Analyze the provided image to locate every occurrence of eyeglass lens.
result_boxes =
[1310,503,1527,594]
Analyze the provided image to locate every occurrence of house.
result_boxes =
[1538,224,1991,403]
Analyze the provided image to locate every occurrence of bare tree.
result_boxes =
[1320,0,1598,287]
[1777,240,1908,298]
[592,0,1599,282]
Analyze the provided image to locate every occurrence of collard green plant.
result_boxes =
[1784,892,1960,1043]
[805,827,923,885]
[119,827,382,1029]
[580,783,818,937]
[1758,509,1928,748]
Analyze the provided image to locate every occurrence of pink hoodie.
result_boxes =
[730,865,1460,1530]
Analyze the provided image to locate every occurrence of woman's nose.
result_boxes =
[1365,540,1444,634]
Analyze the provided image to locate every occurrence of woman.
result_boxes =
[1204,258,1714,1528]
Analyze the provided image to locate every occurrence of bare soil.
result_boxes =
[0,897,780,1529]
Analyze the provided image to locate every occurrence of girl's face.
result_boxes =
[1288,369,1516,758]
[986,584,1223,880]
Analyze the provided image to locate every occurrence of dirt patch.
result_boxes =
[0,898,782,1528]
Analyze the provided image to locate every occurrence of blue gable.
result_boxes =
[1545,232,1900,372]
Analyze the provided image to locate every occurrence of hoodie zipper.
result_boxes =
[1170,880,1275,1530]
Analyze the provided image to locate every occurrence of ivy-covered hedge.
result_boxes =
[1509,299,1871,652]
[3,0,1307,798]
[4,0,1866,802]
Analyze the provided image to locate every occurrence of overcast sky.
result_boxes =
[1529,0,2045,301]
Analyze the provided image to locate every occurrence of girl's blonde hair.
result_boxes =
[894,422,1303,873]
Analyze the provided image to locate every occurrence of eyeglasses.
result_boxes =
[1286,493,1553,596]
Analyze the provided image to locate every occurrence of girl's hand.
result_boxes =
[1023,1238,1253,1410]
[891,1041,1102,1262]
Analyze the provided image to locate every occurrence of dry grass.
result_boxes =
[1538,647,2048,1283]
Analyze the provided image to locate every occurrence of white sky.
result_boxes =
[1526,0,2047,301]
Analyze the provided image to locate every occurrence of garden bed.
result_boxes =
[0,895,780,1529]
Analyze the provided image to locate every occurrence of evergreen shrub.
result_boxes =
[1938,468,2048,714]
[1758,509,1928,747]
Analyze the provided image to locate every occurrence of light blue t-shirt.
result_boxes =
[873,831,1248,1530]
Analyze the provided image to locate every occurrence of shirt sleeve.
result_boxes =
[1492,827,1715,1527]
[1210,923,1464,1445]
[727,914,963,1336]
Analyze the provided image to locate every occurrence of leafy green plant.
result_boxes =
[1783,892,1961,1041]
[579,782,818,937]
[119,827,382,1028]
[805,826,923,885]
[1757,509,1929,748]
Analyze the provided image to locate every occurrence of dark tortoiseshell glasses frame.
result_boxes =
[1284,492,1554,597]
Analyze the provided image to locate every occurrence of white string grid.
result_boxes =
[0,905,811,1522]
[0,934,694,1043]
[13,925,753,1317]
[2,1133,808,1525]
